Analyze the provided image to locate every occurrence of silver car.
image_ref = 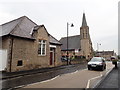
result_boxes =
[88,57,106,71]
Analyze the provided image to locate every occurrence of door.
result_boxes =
[50,51,53,65]
[50,48,55,66]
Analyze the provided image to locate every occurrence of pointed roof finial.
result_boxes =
[82,12,87,27]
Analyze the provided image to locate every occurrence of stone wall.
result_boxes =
[2,26,62,72]
[55,46,62,66]
[1,36,11,72]
[11,37,36,72]
[61,58,87,65]
[35,26,50,68]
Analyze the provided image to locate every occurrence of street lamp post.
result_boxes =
[97,43,101,51]
[67,22,74,65]
[97,43,101,56]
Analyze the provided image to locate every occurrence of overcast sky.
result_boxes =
[0,0,119,54]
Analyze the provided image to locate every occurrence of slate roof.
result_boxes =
[60,35,81,50]
[0,16,61,45]
[0,16,37,39]
[49,35,62,45]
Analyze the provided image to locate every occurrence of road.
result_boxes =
[21,61,114,88]
[1,63,87,89]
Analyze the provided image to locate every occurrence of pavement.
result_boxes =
[94,62,120,90]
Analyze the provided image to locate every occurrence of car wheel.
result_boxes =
[101,66,104,71]
[104,65,106,70]
[88,67,91,70]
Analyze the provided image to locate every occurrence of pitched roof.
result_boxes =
[49,35,62,45]
[37,25,62,45]
[81,13,87,27]
[60,35,81,50]
[1,16,61,45]
[0,16,37,39]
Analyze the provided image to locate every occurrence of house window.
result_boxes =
[17,60,23,66]
[38,40,46,56]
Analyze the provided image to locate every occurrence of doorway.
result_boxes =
[50,48,55,66]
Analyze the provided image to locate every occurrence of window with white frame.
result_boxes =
[38,40,46,56]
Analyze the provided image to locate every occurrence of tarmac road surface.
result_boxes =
[95,62,120,89]
[1,63,87,89]
[22,61,114,88]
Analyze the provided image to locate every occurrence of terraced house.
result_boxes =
[0,16,62,72]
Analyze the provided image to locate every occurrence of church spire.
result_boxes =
[82,13,87,27]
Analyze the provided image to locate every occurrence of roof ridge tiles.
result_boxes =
[1,16,25,26]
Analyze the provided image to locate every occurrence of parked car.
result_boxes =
[87,57,106,71]
[61,56,67,61]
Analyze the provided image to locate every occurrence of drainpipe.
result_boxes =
[9,36,14,72]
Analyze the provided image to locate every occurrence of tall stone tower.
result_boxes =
[80,13,92,59]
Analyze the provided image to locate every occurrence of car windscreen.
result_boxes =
[90,57,102,62]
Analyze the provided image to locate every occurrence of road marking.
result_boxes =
[23,69,88,88]
[9,75,60,89]
[39,75,60,84]
[61,69,87,76]
[86,67,113,88]
[24,75,60,88]
[86,72,102,88]
[93,68,114,88]
[70,70,79,74]
[9,85,26,90]
[12,69,88,88]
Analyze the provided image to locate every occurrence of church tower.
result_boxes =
[80,13,92,59]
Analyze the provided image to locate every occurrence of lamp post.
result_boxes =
[67,22,74,65]
[97,43,101,56]
[97,43,101,51]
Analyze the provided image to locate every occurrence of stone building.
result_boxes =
[95,50,117,60]
[60,13,93,59]
[0,16,62,72]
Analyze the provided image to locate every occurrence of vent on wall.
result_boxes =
[17,60,23,66]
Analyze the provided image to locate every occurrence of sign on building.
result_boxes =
[75,49,79,53]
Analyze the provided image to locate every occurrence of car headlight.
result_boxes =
[88,62,91,65]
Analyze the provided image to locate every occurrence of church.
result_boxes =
[60,13,94,59]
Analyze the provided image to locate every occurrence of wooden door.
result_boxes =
[50,51,53,65]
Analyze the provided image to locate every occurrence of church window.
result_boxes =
[83,33,84,38]
[86,33,88,38]
[85,29,87,38]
